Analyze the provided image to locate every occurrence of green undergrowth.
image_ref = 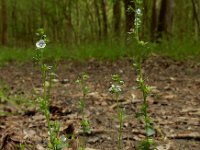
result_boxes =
[0,82,34,116]
[0,39,199,64]
[153,38,200,61]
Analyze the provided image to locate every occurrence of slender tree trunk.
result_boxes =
[151,0,159,41]
[191,0,200,39]
[123,0,135,43]
[1,0,8,45]
[101,0,108,39]
[141,0,149,39]
[86,0,95,40]
[75,0,80,44]
[94,0,102,41]
[40,0,45,27]
[157,0,174,39]
[51,0,59,42]
[113,0,121,40]
[63,0,75,45]
[11,0,17,46]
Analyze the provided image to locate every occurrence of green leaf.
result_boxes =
[82,73,89,80]
[136,112,144,118]
[137,138,156,150]
[81,119,91,134]
[112,74,120,82]
[146,126,155,136]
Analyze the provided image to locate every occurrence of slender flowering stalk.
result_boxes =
[134,61,156,150]
[109,74,125,150]
[76,73,91,149]
[132,1,156,149]
[34,29,68,150]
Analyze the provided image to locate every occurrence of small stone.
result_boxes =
[52,79,59,83]
[101,134,111,140]
[88,137,100,144]
[123,122,129,128]
[36,144,45,150]
[101,101,107,106]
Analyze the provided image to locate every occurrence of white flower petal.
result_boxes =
[36,39,46,49]
[136,8,141,15]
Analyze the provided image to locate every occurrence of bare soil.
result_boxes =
[0,55,200,150]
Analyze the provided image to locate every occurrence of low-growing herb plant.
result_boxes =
[76,73,91,149]
[34,29,67,150]
[134,61,156,150]
[132,0,156,149]
[109,74,126,150]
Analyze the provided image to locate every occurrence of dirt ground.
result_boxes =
[0,55,200,150]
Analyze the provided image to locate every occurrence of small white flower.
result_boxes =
[136,8,141,15]
[134,18,141,26]
[109,84,115,93]
[60,134,67,142]
[109,84,122,93]
[36,39,46,49]
[115,85,122,92]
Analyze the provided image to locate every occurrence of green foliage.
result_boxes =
[133,1,156,149]
[0,0,199,52]
[48,121,69,150]
[33,32,68,150]
[137,138,156,150]
[135,60,156,147]
[0,82,34,116]
[109,74,126,150]
[81,119,91,134]
[109,74,124,94]
[153,37,200,61]
[0,38,200,65]
[0,1,199,148]
[76,72,91,148]
[18,143,26,150]
[0,83,10,103]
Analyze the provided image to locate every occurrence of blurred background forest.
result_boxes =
[0,0,199,60]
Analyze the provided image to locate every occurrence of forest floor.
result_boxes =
[0,55,200,150]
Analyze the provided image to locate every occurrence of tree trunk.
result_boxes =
[75,0,80,44]
[11,0,17,46]
[101,0,108,39]
[94,0,102,41]
[1,0,8,45]
[157,0,174,39]
[86,0,95,41]
[123,0,135,42]
[113,0,121,39]
[63,0,75,45]
[191,0,200,39]
[40,0,45,27]
[151,0,159,41]
[142,0,148,39]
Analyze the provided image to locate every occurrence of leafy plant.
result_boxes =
[76,73,91,149]
[0,83,34,115]
[34,29,67,150]
[134,61,156,150]
[109,74,126,150]
[132,0,156,149]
